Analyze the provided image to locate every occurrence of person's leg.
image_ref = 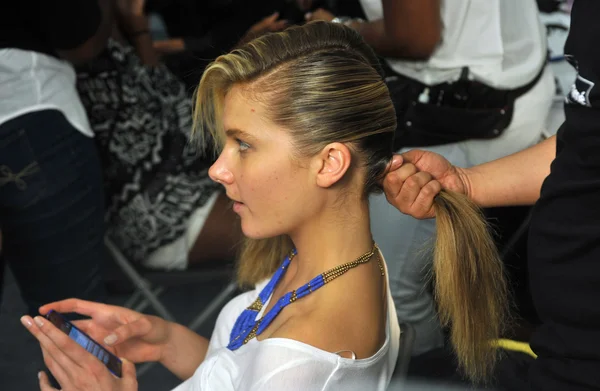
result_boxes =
[188,192,242,265]
[370,143,469,355]
[0,109,107,316]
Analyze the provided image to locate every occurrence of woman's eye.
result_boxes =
[236,138,251,152]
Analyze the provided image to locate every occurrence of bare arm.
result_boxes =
[160,322,210,380]
[351,0,441,60]
[461,135,557,207]
[121,15,160,66]
[386,136,557,219]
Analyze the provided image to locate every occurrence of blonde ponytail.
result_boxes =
[433,191,510,382]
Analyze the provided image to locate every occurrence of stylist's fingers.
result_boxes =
[400,171,435,206]
[389,155,403,171]
[385,170,439,219]
[103,317,152,347]
[38,370,59,391]
[382,162,418,201]
[378,155,404,187]
[411,178,443,218]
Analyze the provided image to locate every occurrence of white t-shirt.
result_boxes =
[171,257,400,391]
[359,0,547,89]
[0,48,93,136]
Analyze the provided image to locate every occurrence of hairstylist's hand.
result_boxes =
[304,8,335,22]
[383,150,470,219]
[20,314,137,391]
[35,299,173,364]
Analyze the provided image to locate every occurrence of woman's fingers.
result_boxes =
[120,359,138,389]
[38,371,59,391]
[39,299,103,318]
[104,317,152,346]
[40,347,71,388]
[21,316,83,371]
[70,319,94,333]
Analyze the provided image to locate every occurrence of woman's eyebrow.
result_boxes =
[225,128,258,141]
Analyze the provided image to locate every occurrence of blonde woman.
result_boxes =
[21,22,507,390]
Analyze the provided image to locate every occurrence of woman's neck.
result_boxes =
[286,200,374,283]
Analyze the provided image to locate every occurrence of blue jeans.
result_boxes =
[0,109,106,315]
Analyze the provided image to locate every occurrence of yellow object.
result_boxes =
[492,339,537,358]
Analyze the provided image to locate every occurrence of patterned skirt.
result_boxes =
[77,39,221,269]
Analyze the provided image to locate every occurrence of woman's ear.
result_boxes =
[314,142,352,188]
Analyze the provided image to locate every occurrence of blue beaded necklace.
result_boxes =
[227,243,382,350]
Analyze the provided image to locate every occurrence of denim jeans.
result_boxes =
[0,109,106,315]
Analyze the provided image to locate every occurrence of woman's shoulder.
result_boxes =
[263,278,387,358]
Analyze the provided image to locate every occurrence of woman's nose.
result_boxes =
[209,154,234,185]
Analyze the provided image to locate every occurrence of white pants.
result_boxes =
[369,66,555,355]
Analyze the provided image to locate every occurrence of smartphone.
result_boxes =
[45,310,122,377]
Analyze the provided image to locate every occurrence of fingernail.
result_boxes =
[20,316,33,328]
[104,334,118,345]
[34,317,44,327]
[305,12,312,20]
[38,371,42,380]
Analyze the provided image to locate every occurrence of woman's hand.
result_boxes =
[383,150,470,219]
[304,8,335,22]
[21,315,137,391]
[37,299,173,363]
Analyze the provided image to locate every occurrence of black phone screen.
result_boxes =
[45,311,122,377]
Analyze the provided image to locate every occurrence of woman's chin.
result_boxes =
[240,224,283,241]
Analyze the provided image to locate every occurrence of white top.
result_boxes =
[172,257,400,391]
[359,0,547,89]
[0,48,93,136]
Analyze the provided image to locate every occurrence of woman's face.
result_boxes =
[208,86,319,239]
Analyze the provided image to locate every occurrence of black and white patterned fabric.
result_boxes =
[77,39,220,267]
